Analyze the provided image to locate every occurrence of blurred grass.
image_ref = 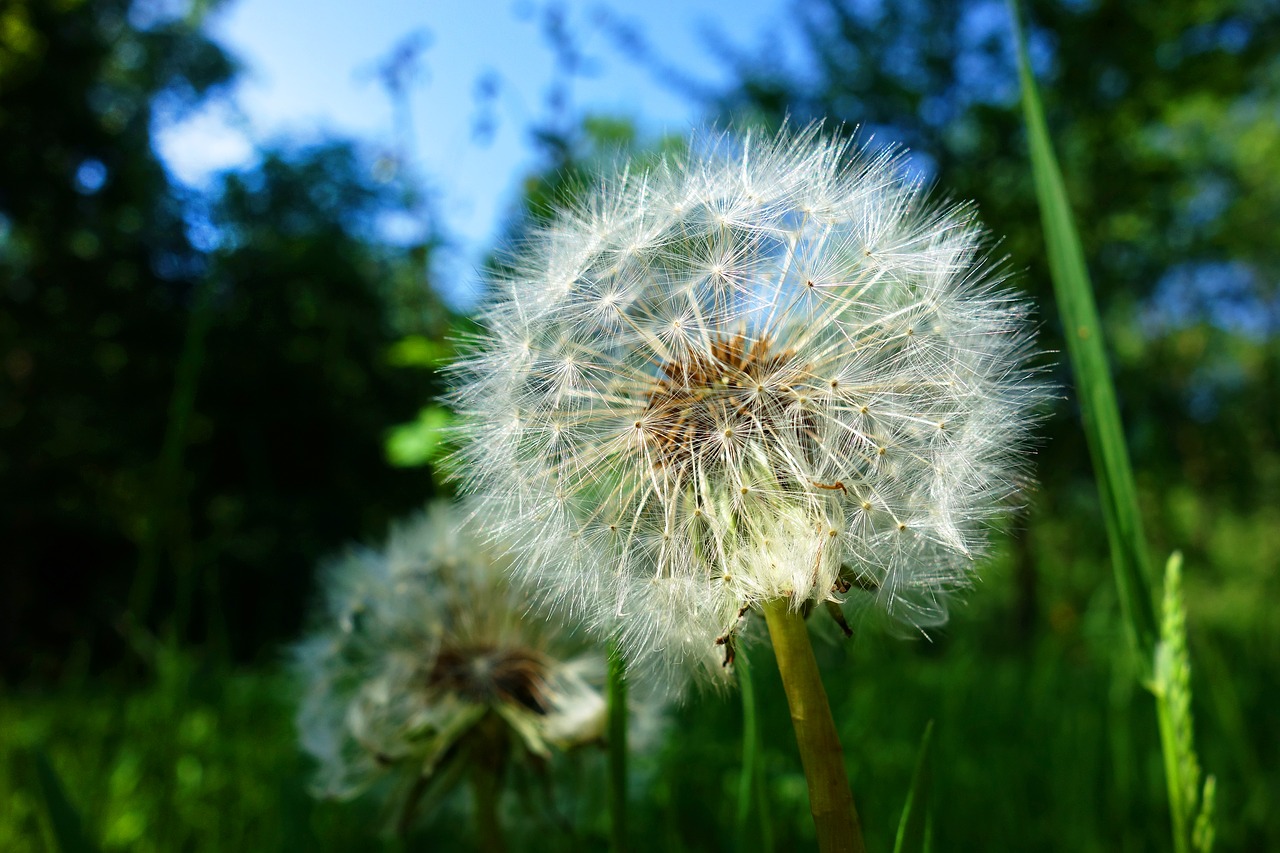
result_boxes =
[891,720,933,853]
[3,534,1275,851]
[0,648,380,852]
[33,751,98,853]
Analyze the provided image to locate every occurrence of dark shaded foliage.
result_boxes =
[0,0,444,679]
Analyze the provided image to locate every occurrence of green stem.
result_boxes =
[467,714,509,853]
[736,648,773,853]
[130,278,215,630]
[607,640,628,853]
[1155,688,1190,853]
[471,762,507,853]
[396,773,430,839]
[761,598,864,853]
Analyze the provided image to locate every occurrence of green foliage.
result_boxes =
[384,405,454,468]
[0,1,448,675]
[2,540,1278,850]
[385,335,453,369]
[606,645,628,853]
[1,0,235,675]
[1,650,348,852]
[734,649,773,853]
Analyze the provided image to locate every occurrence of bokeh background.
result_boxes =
[2,0,1277,850]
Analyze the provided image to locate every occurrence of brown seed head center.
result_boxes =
[428,645,551,714]
[642,334,806,469]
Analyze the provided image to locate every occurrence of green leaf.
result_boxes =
[384,406,453,468]
[893,720,935,853]
[386,335,452,368]
[1008,0,1159,671]
[34,751,99,853]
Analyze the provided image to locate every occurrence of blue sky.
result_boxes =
[156,0,790,299]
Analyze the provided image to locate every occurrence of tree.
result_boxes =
[0,0,446,678]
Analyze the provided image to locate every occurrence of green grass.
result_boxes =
[4,547,1276,852]
[0,649,377,853]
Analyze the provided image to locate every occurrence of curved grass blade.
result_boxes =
[893,720,935,853]
[34,750,99,853]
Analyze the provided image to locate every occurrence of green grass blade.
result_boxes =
[735,648,773,853]
[1010,8,1218,849]
[1008,0,1159,671]
[34,751,99,853]
[893,720,935,853]
[1153,552,1217,853]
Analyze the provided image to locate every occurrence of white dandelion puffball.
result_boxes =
[452,126,1047,676]
[293,502,607,802]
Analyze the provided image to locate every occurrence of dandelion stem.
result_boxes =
[471,761,507,853]
[607,639,629,853]
[395,773,430,838]
[762,597,864,853]
[468,712,510,853]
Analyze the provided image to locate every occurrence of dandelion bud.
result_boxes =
[452,126,1048,678]
[292,502,607,822]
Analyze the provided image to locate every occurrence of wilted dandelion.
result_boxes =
[453,125,1046,672]
[452,125,1048,850]
[292,502,607,838]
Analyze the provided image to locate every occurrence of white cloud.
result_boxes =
[153,99,257,186]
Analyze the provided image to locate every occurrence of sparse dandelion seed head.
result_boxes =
[291,503,608,804]
[450,125,1049,683]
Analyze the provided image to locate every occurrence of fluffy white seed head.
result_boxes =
[451,126,1048,680]
[292,502,607,802]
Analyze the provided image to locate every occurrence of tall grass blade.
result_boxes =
[34,751,99,853]
[1008,0,1159,672]
[893,720,935,853]
[1009,6,1217,849]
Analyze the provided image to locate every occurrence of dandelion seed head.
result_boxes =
[452,125,1049,681]
[292,503,607,802]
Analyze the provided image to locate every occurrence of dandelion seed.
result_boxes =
[451,125,1048,679]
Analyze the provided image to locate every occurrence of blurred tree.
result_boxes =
[0,0,446,679]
